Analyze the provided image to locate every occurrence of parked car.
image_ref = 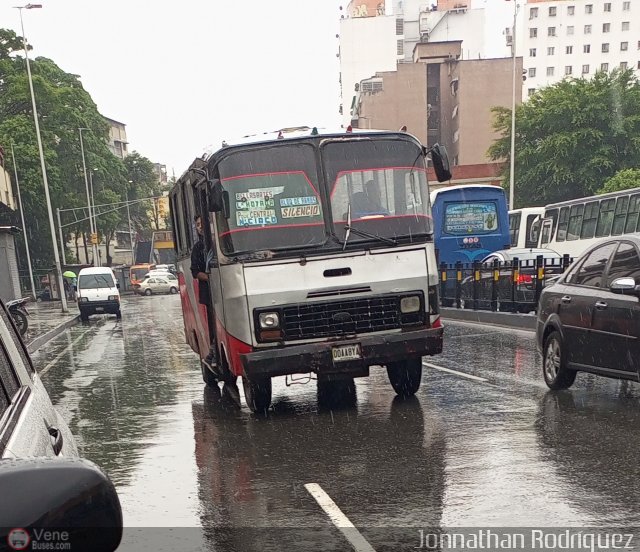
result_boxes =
[134,275,179,296]
[144,269,178,280]
[77,266,121,321]
[0,298,122,551]
[460,248,565,312]
[537,237,640,390]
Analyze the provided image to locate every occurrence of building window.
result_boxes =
[530,28,537,39]
[622,22,630,31]
[547,47,555,55]
[397,39,403,56]
[548,27,556,37]
[567,26,574,35]
[620,61,628,69]
[529,48,537,57]
[547,66,555,76]
[582,64,590,74]
[584,24,592,34]
[621,42,629,51]
[568,5,575,16]
[601,62,609,71]
[565,65,573,75]
[396,18,404,35]
[604,3,611,12]
[549,6,556,16]
[584,44,591,53]
[603,23,610,33]
[602,43,610,53]
[528,88,536,97]
[529,7,538,19]
[623,1,630,10]
[566,45,573,54]
[529,67,537,78]
[585,4,593,14]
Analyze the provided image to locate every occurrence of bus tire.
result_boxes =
[387,357,422,397]
[242,376,272,414]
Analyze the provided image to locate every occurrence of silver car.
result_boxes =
[135,275,179,296]
[0,299,123,550]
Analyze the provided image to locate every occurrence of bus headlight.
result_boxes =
[400,296,421,313]
[259,312,280,329]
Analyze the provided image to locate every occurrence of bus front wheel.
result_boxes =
[242,376,272,414]
[387,357,422,397]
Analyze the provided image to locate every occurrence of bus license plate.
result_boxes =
[332,344,362,362]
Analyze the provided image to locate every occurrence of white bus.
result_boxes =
[509,207,544,249]
[537,187,640,259]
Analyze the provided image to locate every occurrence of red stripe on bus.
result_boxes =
[221,170,320,197]
[219,222,325,238]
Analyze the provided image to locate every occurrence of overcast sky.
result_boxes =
[0,0,345,177]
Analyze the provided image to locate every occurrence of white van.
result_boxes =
[77,266,121,321]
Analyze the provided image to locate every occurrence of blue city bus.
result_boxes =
[430,184,510,266]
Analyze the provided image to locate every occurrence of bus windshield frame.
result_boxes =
[213,136,433,257]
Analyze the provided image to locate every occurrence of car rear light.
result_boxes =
[517,274,533,285]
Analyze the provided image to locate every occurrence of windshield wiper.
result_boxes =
[342,202,397,250]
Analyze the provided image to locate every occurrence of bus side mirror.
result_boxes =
[209,180,230,219]
[427,144,452,183]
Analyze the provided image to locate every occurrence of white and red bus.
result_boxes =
[170,126,450,412]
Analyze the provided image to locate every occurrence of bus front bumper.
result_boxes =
[240,326,443,379]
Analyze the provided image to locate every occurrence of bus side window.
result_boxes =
[540,220,552,245]
[556,207,570,242]
[509,213,521,247]
[525,215,539,248]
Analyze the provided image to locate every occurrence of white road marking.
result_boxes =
[39,326,94,377]
[422,361,488,383]
[304,483,377,552]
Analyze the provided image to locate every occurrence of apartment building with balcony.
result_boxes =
[104,116,129,159]
[523,0,639,97]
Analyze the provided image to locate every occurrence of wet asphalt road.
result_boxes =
[31,295,640,551]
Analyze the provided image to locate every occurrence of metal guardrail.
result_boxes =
[439,254,573,313]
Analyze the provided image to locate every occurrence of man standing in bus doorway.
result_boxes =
[191,215,218,371]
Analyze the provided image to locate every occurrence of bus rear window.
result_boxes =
[444,202,499,235]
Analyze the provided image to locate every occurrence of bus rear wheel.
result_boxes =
[387,357,422,397]
[242,376,272,414]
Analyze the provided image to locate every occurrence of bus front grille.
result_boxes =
[281,295,401,340]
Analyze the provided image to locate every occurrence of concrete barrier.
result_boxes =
[27,315,81,354]
[440,307,536,331]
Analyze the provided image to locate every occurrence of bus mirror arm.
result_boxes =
[209,180,230,218]
[424,144,452,183]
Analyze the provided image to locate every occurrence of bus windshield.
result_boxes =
[215,138,432,255]
[324,139,432,242]
[217,143,325,254]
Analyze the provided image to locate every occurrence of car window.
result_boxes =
[0,303,34,376]
[606,242,640,286]
[0,328,21,418]
[570,243,618,287]
[157,278,167,284]
[148,279,156,284]
[79,273,115,289]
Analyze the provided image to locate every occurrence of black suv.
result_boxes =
[537,237,640,389]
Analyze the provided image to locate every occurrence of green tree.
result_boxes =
[489,70,640,207]
[598,168,640,195]
[0,29,127,268]
[124,152,164,236]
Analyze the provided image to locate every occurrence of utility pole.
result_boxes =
[78,127,99,265]
[509,1,520,211]
[126,186,135,265]
[15,4,68,312]
[56,208,66,265]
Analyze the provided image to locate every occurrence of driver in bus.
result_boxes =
[191,215,218,370]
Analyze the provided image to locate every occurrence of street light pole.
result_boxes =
[9,143,37,300]
[126,184,135,265]
[89,168,100,266]
[509,1,520,211]
[15,4,68,312]
[78,127,98,265]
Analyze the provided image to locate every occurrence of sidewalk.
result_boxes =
[23,300,80,353]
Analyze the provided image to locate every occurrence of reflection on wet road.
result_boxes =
[33,296,640,551]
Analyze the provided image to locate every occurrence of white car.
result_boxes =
[0,299,123,549]
[134,275,179,296]
[77,266,121,321]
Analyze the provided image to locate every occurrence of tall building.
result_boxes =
[352,41,522,167]
[339,0,399,125]
[104,116,129,159]
[339,0,519,124]
[522,0,639,97]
